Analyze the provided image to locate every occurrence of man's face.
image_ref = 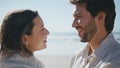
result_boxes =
[72,3,97,42]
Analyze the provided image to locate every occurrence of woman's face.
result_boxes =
[24,16,49,52]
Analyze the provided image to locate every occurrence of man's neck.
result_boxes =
[88,30,108,54]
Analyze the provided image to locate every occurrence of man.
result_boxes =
[70,0,120,68]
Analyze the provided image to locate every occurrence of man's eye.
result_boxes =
[75,15,82,19]
[78,15,82,18]
[76,16,82,20]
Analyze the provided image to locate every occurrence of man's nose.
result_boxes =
[72,19,79,28]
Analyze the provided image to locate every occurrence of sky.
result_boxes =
[0,0,120,33]
[0,0,74,33]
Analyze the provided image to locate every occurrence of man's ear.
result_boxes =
[95,11,106,24]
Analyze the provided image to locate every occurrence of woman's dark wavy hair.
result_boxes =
[70,0,116,33]
[0,10,39,57]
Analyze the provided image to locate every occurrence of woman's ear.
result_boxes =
[22,34,29,46]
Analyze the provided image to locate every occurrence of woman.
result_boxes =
[0,10,49,68]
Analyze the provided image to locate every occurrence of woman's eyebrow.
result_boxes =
[40,25,44,28]
[40,25,44,30]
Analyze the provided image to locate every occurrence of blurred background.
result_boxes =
[0,0,120,68]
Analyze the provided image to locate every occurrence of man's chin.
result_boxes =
[80,33,89,42]
[80,38,88,42]
[80,36,88,42]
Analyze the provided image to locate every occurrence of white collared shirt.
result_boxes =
[70,33,120,68]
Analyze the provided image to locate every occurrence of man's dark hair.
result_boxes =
[0,10,39,57]
[70,0,116,33]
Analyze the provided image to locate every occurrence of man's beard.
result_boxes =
[80,19,97,42]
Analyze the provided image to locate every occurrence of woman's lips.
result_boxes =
[43,40,47,43]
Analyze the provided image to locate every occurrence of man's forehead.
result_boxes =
[76,2,86,7]
[70,0,115,7]
[73,8,85,16]
[75,3,86,11]
[70,0,108,3]
[70,0,88,4]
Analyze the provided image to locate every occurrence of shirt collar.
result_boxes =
[94,33,116,60]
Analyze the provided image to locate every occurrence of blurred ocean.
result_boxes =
[36,31,120,55]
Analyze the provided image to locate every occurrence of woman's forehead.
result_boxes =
[33,16,44,27]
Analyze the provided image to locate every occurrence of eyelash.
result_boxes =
[41,28,45,31]
[75,16,82,20]
[78,15,82,18]
[76,17,82,20]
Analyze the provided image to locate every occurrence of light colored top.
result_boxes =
[0,54,46,68]
[70,33,120,68]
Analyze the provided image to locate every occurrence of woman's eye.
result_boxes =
[41,28,45,31]
[40,27,43,31]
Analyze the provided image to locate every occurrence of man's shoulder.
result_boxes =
[108,49,120,61]
[106,50,120,68]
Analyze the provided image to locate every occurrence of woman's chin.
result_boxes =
[40,45,47,50]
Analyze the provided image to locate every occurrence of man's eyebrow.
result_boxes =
[73,11,81,17]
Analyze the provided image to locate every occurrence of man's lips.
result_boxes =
[76,27,83,33]
[76,27,83,37]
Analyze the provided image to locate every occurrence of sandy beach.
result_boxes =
[35,54,72,68]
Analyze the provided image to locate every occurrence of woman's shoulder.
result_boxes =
[33,56,46,68]
[0,54,45,68]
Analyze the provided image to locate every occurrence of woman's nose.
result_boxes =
[45,28,50,35]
